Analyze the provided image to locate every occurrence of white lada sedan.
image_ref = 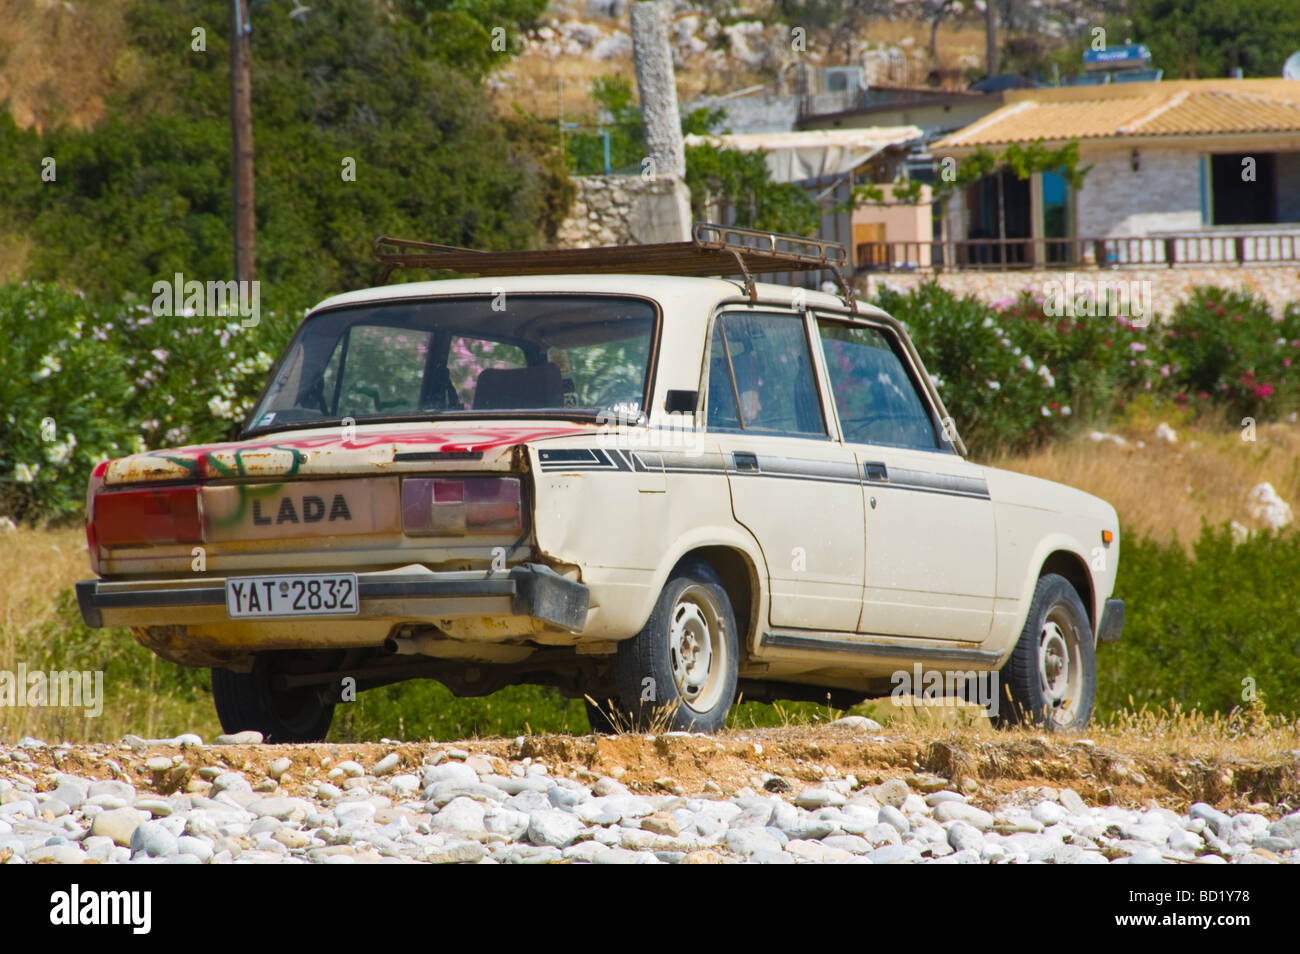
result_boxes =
[77,226,1124,740]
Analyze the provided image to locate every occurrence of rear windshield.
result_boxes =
[246,294,658,433]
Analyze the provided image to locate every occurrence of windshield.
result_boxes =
[246,294,658,432]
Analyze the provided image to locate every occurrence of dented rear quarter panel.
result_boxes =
[527,436,769,643]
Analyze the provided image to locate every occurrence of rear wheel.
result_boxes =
[990,573,1095,731]
[610,560,739,733]
[211,652,336,743]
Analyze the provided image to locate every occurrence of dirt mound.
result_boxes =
[6,724,1298,818]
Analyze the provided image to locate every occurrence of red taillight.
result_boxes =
[402,477,522,536]
[93,487,203,547]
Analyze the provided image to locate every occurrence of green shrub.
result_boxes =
[1098,523,1300,717]
[1,0,573,314]
[332,681,588,741]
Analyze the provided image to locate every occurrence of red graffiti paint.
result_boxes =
[104,422,596,485]
[172,424,589,458]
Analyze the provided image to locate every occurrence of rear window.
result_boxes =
[248,295,658,431]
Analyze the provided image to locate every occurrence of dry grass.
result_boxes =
[0,523,222,743]
[0,524,86,645]
[0,0,130,132]
[852,699,1300,764]
[0,523,95,741]
[990,418,1300,548]
[4,420,1297,743]
[0,233,30,282]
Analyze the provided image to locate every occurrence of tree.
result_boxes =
[1,0,572,312]
[1132,0,1300,78]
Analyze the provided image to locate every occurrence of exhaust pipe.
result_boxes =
[382,630,535,663]
[384,633,444,656]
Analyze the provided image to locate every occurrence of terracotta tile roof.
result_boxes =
[936,81,1300,148]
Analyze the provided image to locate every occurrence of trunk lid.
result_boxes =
[102,421,593,486]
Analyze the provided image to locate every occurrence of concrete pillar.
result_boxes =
[630,1,685,179]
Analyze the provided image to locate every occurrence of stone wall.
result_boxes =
[555,174,692,248]
[1076,146,1203,237]
[855,264,1300,319]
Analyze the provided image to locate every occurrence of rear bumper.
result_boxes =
[76,563,590,634]
[1097,598,1125,644]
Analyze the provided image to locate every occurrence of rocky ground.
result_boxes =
[2,718,1298,865]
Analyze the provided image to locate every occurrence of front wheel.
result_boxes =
[990,573,1095,731]
[611,560,739,733]
[211,652,336,743]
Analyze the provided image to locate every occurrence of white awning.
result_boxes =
[684,127,922,183]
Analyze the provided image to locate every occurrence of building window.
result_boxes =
[1210,153,1278,225]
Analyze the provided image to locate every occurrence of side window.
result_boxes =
[817,322,939,450]
[706,312,826,437]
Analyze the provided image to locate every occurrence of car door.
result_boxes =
[815,317,997,642]
[705,308,865,633]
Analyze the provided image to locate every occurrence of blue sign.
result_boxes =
[1083,44,1153,68]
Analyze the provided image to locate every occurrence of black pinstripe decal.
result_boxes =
[538,447,990,499]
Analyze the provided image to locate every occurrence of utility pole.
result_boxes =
[230,0,255,284]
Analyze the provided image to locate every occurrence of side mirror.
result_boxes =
[664,389,697,414]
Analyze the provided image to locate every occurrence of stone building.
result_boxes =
[929,79,1300,269]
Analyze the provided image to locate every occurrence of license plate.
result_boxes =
[226,574,359,618]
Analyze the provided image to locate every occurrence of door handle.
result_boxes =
[864,461,888,481]
[733,451,760,473]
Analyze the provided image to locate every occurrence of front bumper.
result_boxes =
[76,563,590,634]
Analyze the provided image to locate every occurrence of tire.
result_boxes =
[611,560,739,733]
[211,653,336,743]
[990,573,1096,731]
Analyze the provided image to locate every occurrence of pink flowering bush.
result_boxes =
[1160,288,1300,418]
[874,281,1300,454]
[876,282,1154,452]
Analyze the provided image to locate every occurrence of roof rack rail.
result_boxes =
[371,221,858,313]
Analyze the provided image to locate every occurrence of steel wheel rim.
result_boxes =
[1038,607,1083,728]
[668,584,727,713]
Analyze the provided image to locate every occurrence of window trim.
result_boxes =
[813,313,956,455]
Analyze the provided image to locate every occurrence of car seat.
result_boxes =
[472,364,564,410]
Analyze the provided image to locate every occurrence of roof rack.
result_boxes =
[371,222,858,313]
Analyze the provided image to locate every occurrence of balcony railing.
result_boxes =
[856,233,1300,271]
